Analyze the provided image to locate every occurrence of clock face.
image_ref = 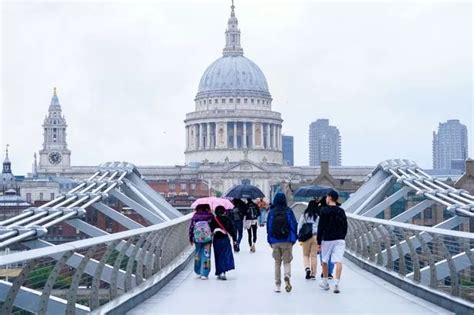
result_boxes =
[48,152,62,165]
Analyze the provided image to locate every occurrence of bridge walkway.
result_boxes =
[128,228,450,314]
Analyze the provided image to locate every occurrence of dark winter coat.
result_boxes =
[316,205,348,245]
[210,215,237,241]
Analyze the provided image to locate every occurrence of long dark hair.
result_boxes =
[304,199,319,220]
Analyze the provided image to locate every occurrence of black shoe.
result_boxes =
[320,272,324,278]
[328,274,333,280]
[309,275,316,280]
[284,276,292,292]
[305,268,311,280]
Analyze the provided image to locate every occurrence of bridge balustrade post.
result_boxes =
[90,240,121,310]
[434,235,460,297]
[110,236,136,299]
[404,230,421,283]
[393,227,407,276]
[66,246,98,315]
[125,234,148,292]
[378,225,394,271]
[415,233,438,288]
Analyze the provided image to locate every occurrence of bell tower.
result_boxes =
[38,87,71,173]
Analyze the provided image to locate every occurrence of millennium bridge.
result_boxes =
[0,159,472,314]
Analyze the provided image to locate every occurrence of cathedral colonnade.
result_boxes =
[185,121,282,151]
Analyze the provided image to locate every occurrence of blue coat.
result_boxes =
[266,193,298,245]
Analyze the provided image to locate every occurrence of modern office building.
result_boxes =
[309,119,341,166]
[282,135,294,166]
[433,119,468,170]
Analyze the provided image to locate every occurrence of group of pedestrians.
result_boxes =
[189,204,237,280]
[266,190,347,294]
[228,197,268,253]
[188,189,347,294]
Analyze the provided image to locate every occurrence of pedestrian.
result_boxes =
[229,198,246,252]
[189,204,214,280]
[245,198,260,252]
[297,199,319,280]
[317,197,334,279]
[317,190,348,293]
[257,198,268,227]
[266,192,298,293]
[210,206,237,280]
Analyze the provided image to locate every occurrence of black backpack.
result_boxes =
[247,204,258,220]
[271,209,290,240]
[230,207,242,221]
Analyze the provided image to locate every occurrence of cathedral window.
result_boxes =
[230,98,233,103]
[214,99,218,104]
[244,98,247,103]
[251,99,254,104]
[203,100,206,105]
[236,98,240,104]
[39,192,43,201]
[222,98,226,103]
[257,99,260,104]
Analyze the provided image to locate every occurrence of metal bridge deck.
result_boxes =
[128,229,449,314]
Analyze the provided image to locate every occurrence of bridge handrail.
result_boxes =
[0,214,193,314]
[0,213,193,267]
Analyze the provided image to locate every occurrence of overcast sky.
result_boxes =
[1,0,472,175]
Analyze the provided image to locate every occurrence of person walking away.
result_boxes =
[257,198,268,227]
[317,197,334,279]
[210,206,237,280]
[230,198,246,252]
[266,192,298,293]
[297,199,319,280]
[245,198,260,252]
[317,190,348,293]
[189,204,214,280]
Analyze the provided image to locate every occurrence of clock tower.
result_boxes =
[38,88,71,174]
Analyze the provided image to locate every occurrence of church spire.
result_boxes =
[223,0,244,57]
[49,87,61,111]
[3,144,11,174]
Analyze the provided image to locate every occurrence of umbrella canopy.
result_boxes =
[293,185,333,198]
[191,196,234,211]
[225,184,265,199]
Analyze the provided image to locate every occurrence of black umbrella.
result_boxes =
[225,184,265,199]
[293,185,333,198]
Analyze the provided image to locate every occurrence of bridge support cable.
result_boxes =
[0,162,180,247]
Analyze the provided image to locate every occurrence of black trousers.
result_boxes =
[247,224,257,246]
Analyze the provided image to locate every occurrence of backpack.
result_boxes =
[193,221,212,243]
[247,204,258,220]
[298,222,313,242]
[230,207,242,221]
[271,209,290,240]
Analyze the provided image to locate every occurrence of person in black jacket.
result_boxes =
[210,206,237,280]
[317,190,347,294]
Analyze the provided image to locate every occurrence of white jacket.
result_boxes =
[297,213,319,235]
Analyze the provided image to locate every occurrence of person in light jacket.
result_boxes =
[297,199,319,280]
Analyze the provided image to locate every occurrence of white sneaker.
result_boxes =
[274,285,281,293]
[200,276,208,280]
[334,284,340,293]
[319,281,329,290]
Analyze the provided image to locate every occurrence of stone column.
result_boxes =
[233,121,237,148]
[260,123,264,148]
[266,123,271,149]
[199,123,203,150]
[185,126,189,150]
[251,122,256,148]
[206,123,211,149]
[272,124,276,150]
[243,122,247,148]
[277,126,281,150]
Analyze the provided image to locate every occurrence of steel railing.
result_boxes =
[345,212,473,307]
[0,213,193,314]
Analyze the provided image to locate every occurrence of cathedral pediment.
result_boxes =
[225,160,266,173]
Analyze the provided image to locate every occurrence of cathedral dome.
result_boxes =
[197,55,270,97]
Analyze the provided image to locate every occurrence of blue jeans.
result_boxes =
[194,242,211,277]
[319,252,334,275]
[233,220,244,245]
[258,209,267,225]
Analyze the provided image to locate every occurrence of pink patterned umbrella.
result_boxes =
[191,197,234,211]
